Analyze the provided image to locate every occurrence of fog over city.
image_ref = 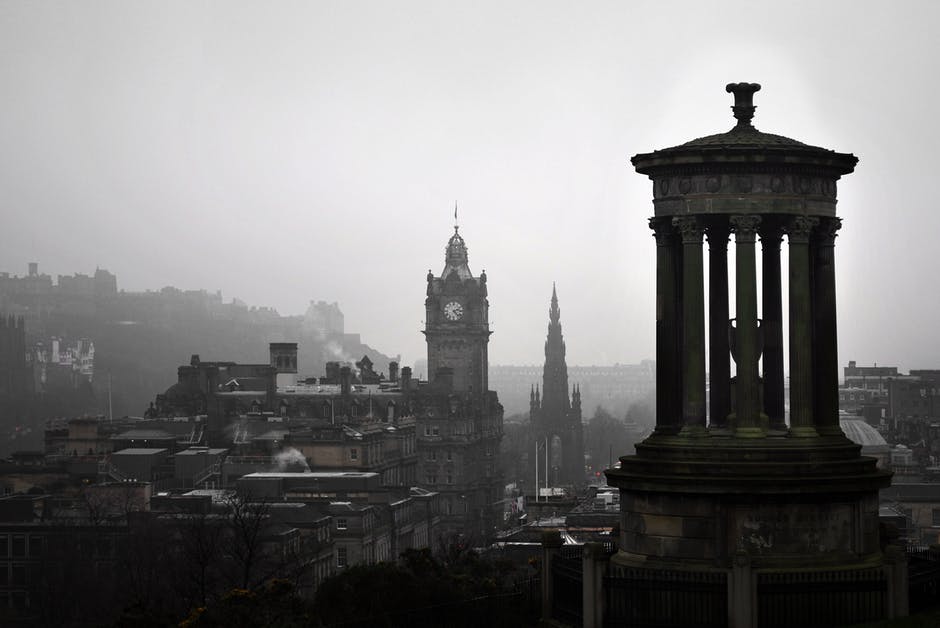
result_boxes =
[1,1,937,370]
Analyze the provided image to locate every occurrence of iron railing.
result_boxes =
[552,546,583,625]
[907,544,940,613]
[604,566,727,628]
[756,567,886,627]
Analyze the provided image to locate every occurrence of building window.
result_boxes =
[446,474,453,484]
[933,509,940,527]
[424,425,431,436]
[446,450,453,462]
[11,564,25,586]
[28,537,42,559]
[426,451,437,462]
[336,518,347,530]
[350,448,358,461]
[0,536,7,558]
[337,547,347,568]
[11,536,24,558]
[432,425,440,436]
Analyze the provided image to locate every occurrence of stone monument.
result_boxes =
[604,83,900,627]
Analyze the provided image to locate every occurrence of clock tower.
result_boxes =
[424,225,490,394]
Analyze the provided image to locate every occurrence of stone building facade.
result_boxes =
[146,225,504,545]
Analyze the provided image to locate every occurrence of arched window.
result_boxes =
[386,402,395,422]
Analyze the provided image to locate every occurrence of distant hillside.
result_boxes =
[0,269,397,422]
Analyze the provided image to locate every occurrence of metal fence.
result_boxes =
[908,545,940,613]
[322,578,541,628]
[552,545,584,625]
[756,567,886,627]
[603,565,727,628]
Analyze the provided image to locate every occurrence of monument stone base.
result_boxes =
[604,434,899,627]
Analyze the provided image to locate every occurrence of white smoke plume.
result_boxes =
[274,447,310,472]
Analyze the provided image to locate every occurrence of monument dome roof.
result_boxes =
[631,82,857,177]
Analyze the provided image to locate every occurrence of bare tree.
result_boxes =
[176,511,225,607]
[221,493,271,590]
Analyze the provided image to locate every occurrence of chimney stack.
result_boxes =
[389,361,399,383]
[340,366,352,396]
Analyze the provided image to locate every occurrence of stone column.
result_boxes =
[731,215,764,437]
[730,550,755,628]
[813,217,843,437]
[883,543,910,619]
[582,542,611,628]
[760,221,786,432]
[674,216,706,436]
[651,218,682,435]
[787,216,818,437]
[707,219,731,431]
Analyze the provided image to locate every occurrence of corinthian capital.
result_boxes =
[730,215,761,241]
[813,217,842,245]
[672,216,704,244]
[648,217,675,246]
[786,216,820,244]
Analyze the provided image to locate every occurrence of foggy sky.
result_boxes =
[2,1,938,373]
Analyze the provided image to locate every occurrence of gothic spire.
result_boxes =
[542,284,570,413]
[550,282,560,325]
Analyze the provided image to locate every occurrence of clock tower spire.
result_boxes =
[424,224,491,394]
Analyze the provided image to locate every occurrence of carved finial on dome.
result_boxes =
[726,82,761,128]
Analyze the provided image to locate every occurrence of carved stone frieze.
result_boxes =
[651,173,838,200]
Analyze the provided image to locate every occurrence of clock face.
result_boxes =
[443,301,464,321]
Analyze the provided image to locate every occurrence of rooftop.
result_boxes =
[839,418,889,449]
[176,448,228,456]
[241,471,379,479]
[111,429,176,441]
[277,382,402,396]
[112,447,168,456]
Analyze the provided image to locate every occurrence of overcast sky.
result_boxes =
[1,1,938,372]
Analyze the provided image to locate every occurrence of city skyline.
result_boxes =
[2,1,938,371]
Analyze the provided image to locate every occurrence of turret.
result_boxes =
[269,342,298,388]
